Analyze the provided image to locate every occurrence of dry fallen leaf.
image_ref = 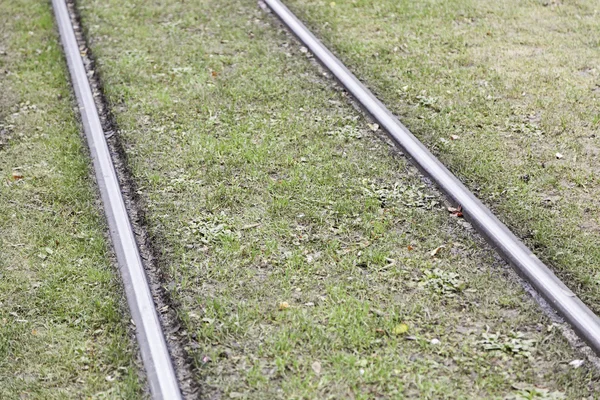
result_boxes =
[368,123,379,132]
[450,134,461,140]
[430,245,446,257]
[447,205,463,217]
[278,301,290,311]
[240,223,260,230]
[392,323,409,335]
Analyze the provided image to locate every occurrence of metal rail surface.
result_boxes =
[51,0,183,398]
[262,0,600,354]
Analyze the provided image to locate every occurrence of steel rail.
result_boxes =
[262,0,600,354]
[51,0,183,397]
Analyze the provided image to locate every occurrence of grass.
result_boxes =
[282,0,600,311]
[77,0,600,398]
[0,0,142,397]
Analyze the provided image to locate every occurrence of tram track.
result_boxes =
[46,0,600,396]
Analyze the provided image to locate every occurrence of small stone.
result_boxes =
[569,359,584,368]
[311,361,321,375]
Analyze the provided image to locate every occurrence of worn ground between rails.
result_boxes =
[74,0,600,397]
[0,0,142,397]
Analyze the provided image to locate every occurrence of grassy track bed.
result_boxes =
[282,0,600,311]
[79,0,598,397]
[0,0,141,397]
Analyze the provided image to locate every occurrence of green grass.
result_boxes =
[77,0,599,397]
[282,0,600,310]
[0,0,142,397]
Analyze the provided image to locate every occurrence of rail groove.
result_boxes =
[262,0,600,355]
[51,0,183,397]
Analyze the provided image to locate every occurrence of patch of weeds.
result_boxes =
[480,330,536,358]
[362,179,438,209]
[418,268,466,297]
[508,120,544,137]
[416,93,438,111]
[327,124,363,140]
[0,122,13,149]
[0,102,40,147]
[507,384,565,400]
[157,170,202,194]
[177,213,235,245]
